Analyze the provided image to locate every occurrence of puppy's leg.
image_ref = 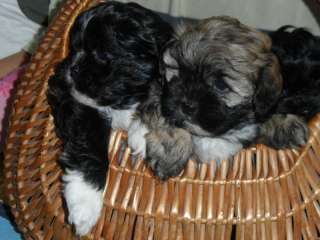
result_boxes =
[128,117,191,179]
[145,128,193,180]
[259,113,309,149]
[127,119,149,159]
[54,99,110,236]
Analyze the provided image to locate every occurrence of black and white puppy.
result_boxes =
[47,2,174,235]
[160,16,284,165]
[259,26,320,148]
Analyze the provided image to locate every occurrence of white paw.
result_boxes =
[63,170,104,236]
[127,120,149,158]
[193,124,257,164]
[193,136,242,164]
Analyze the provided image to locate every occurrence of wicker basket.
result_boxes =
[3,0,320,239]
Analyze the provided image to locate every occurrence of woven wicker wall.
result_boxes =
[3,0,320,239]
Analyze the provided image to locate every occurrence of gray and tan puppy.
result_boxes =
[135,16,308,180]
[155,16,308,172]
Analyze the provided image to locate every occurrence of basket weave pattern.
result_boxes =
[4,0,320,239]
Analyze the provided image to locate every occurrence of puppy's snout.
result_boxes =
[167,103,196,128]
[162,103,185,127]
[169,118,184,128]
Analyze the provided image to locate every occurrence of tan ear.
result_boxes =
[254,54,283,120]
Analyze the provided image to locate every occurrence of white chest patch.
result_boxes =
[108,108,137,130]
[193,124,257,164]
[71,88,148,155]
[71,88,136,130]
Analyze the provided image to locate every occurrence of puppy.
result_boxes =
[47,2,174,235]
[259,26,320,148]
[160,16,285,165]
[156,18,315,176]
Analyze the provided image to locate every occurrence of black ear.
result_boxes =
[69,10,94,51]
[254,55,283,121]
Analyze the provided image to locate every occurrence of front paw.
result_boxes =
[128,120,149,158]
[145,128,192,180]
[259,114,309,149]
[63,170,104,236]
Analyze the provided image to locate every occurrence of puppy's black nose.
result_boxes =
[171,119,184,128]
[182,103,196,115]
[70,65,80,79]
[166,110,186,127]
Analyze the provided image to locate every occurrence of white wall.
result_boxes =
[0,0,319,58]
[0,0,41,58]
[120,0,320,34]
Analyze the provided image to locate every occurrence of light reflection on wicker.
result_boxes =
[3,0,320,239]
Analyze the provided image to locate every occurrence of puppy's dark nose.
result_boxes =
[166,108,188,128]
[182,103,196,115]
[171,119,184,128]
[70,65,80,79]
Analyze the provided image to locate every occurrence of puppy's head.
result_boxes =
[161,16,282,137]
[53,2,173,108]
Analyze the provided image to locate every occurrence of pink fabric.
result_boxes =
[0,67,24,144]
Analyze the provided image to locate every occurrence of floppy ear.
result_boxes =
[69,10,94,51]
[254,54,283,120]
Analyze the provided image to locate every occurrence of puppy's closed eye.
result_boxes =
[93,50,112,63]
[205,73,231,93]
[214,78,230,92]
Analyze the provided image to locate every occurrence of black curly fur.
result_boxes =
[269,26,320,120]
[47,1,173,190]
[257,26,320,149]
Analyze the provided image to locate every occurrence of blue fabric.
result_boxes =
[0,217,22,240]
[0,205,22,240]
